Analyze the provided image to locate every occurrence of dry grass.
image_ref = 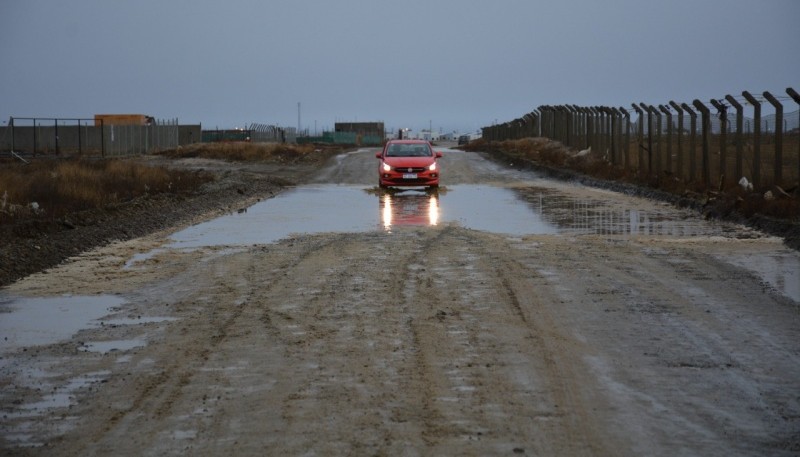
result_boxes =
[161,142,318,162]
[0,159,212,224]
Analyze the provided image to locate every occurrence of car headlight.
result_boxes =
[383,162,392,172]
[429,162,437,171]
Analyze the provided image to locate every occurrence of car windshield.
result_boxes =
[385,143,432,157]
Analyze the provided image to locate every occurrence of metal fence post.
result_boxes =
[710,99,728,188]
[682,103,698,183]
[763,91,783,186]
[742,91,761,188]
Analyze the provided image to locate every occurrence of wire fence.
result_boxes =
[0,117,180,158]
[482,88,800,191]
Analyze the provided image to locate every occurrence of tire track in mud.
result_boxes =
[266,228,452,454]
[413,228,607,456]
[108,229,453,455]
[6,148,800,456]
[503,235,800,456]
[291,225,603,455]
[494,253,608,456]
[63,235,345,455]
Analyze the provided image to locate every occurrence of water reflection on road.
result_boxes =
[379,192,440,229]
[168,183,772,250]
[168,184,558,248]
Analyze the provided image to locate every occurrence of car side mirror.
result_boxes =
[435,152,443,158]
[375,152,383,158]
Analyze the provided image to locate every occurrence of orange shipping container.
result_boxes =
[94,114,152,126]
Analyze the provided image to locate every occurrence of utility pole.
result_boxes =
[297,102,301,134]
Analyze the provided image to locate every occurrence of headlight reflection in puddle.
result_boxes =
[381,192,440,231]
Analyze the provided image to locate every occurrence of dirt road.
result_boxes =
[2,149,799,456]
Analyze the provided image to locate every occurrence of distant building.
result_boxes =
[418,129,440,141]
[335,122,384,138]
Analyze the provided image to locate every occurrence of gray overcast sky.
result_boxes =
[1,0,798,134]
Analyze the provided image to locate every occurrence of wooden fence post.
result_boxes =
[681,103,697,183]
[669,101,684,180]
[621,107,631,171]
[787,88,800,185]
[763,91,784,186]
[632,104,645,176]
[639,103,653,176]
[692,100,711,187]
[659,105,673,175]
[654,105,663,176]
[724,95,744,182]
[611,107,622,166]
[710,99,728,188]
[742,91,762,188]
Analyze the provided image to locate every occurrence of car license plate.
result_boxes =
[402,173,417,179]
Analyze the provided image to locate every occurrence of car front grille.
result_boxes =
[393,166,427,173]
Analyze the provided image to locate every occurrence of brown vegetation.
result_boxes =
[0,159,212,225]
[161,141,326,163]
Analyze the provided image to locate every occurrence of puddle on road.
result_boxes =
[168,185,558,248]
[512,186,736,238]
[78,339,146,353]
[0,295,127,353]
[169,183,749,249]
[166,183,798,302]
[717,251,800,302]
[7,371,111,417]
[0,295,176,354]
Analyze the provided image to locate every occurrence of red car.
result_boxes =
[375,140,442,189]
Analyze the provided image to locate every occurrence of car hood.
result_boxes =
[383,156,435,167]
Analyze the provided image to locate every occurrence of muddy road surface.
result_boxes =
[2,148,799,456]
